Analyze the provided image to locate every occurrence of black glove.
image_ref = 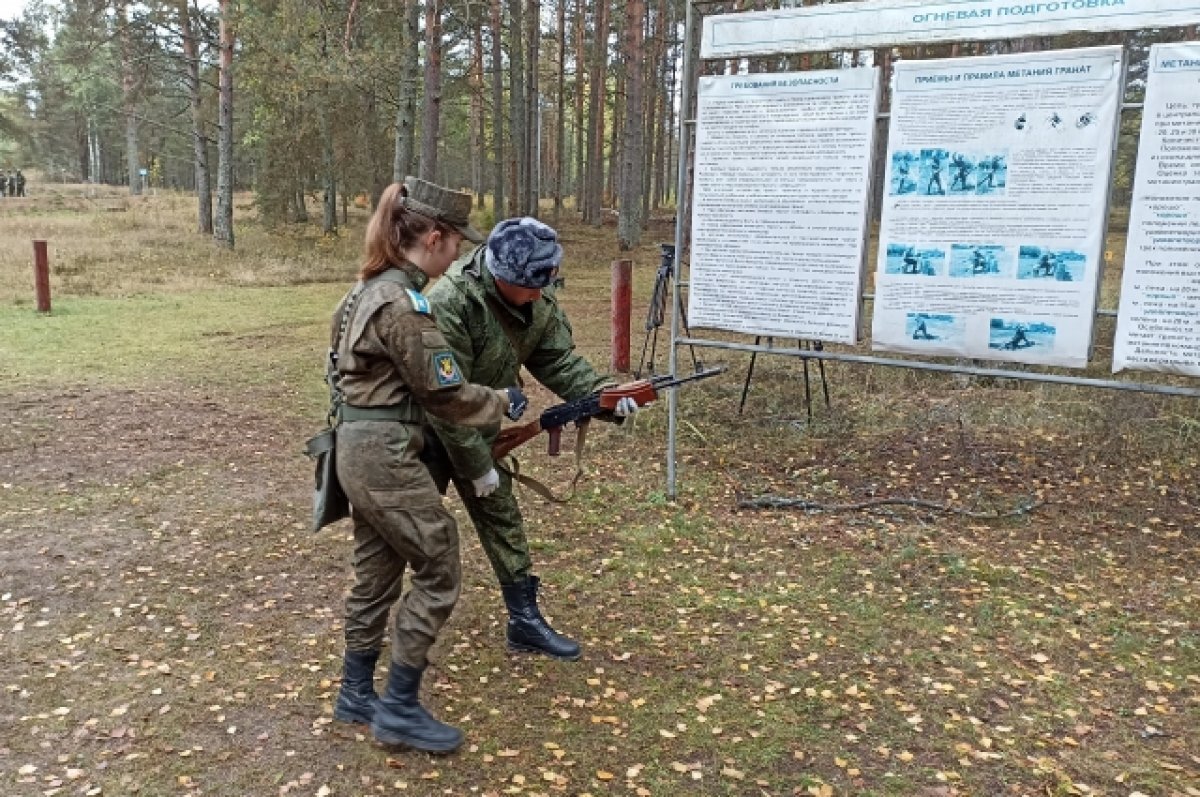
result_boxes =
[504,386,528,421]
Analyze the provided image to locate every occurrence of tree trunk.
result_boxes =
[642,2,659,221]
[214,0,235,248]
[572,0,585,211]
[607,62,622,209]
[553,0,566,223]
[655,4,673,209]
[584,0,608,226]
[177,0,212,233]
[510,0,526,215]
[489,0,505,216]
[321,155,337,233]
[365,90,388,208]
[321,102,337,234]
[419,0,443,181]
[76,112,90,182]
[117,0,141,195]
[525,0,540,216]
[292,190,309,223]
[470,21,485,205]
[618,0,645,249]
[392,0,419,183]
[88,118,100,184]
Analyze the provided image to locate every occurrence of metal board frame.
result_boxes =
[667,0,1200,497]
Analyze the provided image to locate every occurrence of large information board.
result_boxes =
[1112,43,1200,376]
[688,67,880,342]
[871,46,1123,367]
[701,0,1200,58]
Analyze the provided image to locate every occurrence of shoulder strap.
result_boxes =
[495,421,590,504]
[326,281,367,423]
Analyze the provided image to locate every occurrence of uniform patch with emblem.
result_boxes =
[405,288,431,315]
[432,352,463,387]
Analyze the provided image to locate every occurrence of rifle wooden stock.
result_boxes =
[492,420,544,460]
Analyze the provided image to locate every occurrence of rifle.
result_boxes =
[491,367,725,460]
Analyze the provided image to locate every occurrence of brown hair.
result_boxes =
[360,182,453,280]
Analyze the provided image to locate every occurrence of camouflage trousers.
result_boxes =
[335,421,461,669]
[421,433,532,586]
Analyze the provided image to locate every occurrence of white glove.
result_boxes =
[614,396,639,417]
[472,468,500,498]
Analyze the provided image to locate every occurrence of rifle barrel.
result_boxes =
[650,366,725,391]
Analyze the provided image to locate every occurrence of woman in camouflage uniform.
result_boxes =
[330,177,526,753]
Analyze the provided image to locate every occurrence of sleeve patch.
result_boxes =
[432,351,464,387]
[405,288,432,314]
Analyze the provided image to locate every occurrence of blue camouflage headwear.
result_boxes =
[484,217,563,289]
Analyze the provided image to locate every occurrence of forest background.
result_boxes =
[0,0,1188,250]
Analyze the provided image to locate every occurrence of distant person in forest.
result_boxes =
[14,170,26,197]
[0,172,8,197]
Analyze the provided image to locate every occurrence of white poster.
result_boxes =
[1112,43,1200,377]
[702,0,1200,60]
[871,46,1123,368]
[688,68,880,343]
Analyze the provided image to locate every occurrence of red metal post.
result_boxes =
[33,240,51,313]
[611,259,632,373]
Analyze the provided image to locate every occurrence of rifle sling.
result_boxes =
[496,420,590,504]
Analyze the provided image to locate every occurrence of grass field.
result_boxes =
[1,186,1196,797]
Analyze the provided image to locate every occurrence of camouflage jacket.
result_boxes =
[424,247,612,480]
[331,263,506,429]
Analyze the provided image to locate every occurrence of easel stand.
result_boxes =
[738,337,832,419]
[636,243,702,378]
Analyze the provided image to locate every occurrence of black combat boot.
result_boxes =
[371,664,463,753]
[334,648,380,724]
[501,575,582,661]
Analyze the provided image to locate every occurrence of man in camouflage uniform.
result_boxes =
[330,177,526,753]
[423,217,639,661]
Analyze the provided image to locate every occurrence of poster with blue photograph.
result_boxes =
[988,318,1057,352]
[1016,246,1087,282]
[889,151,920,196]
[974,154,1008,195]
[885,243,944,276]
[918,148,951,196]
[872,46,1123,368]
[946,153,978,195]
[949,244,1011,278]
[906,313,963,345]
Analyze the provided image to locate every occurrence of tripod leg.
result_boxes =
[801,340,813,422]
[677,298,702,371]
[738,336,762,415]
[636,327,654,379]
[648,327,659,376]
[814,340,831,408]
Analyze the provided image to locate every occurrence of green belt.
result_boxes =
[338,402,424,424]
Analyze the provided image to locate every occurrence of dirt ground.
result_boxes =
[2,373,1196,797]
